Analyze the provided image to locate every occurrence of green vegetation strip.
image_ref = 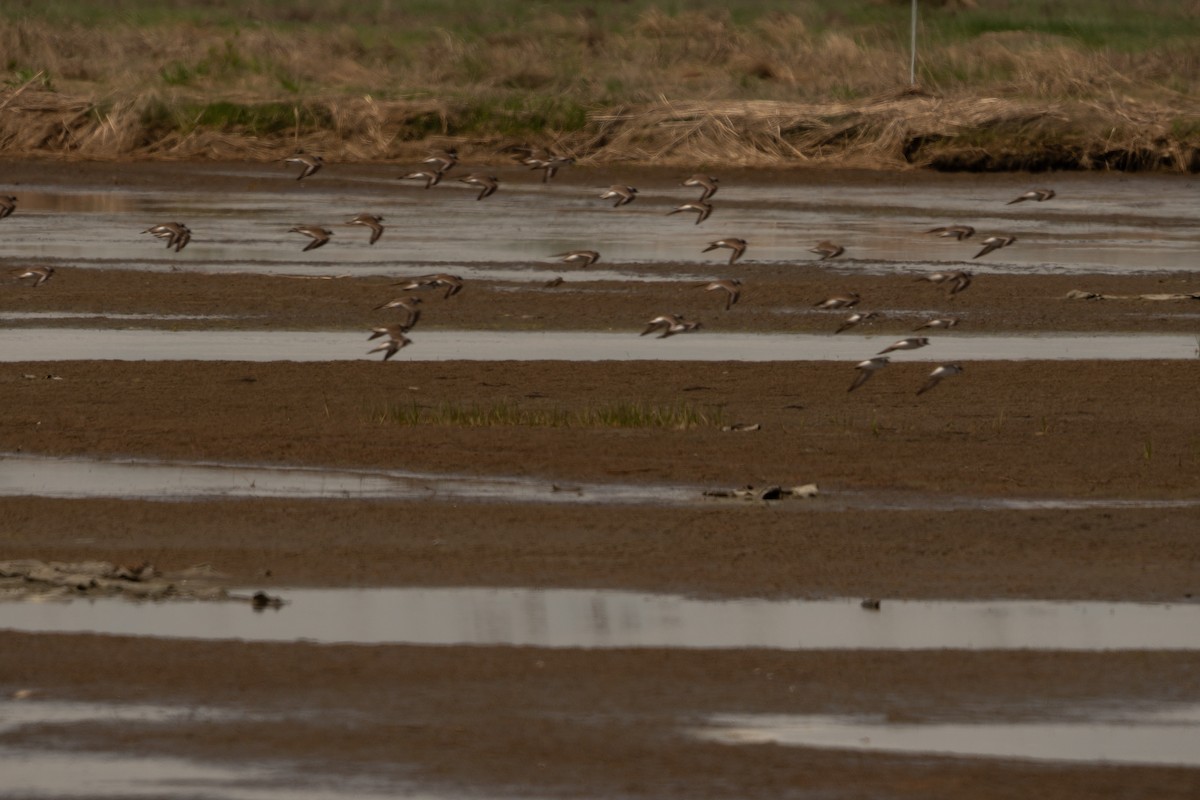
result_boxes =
[374,400,724,429]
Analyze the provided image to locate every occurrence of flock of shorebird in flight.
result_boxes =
[4,148,1056,395]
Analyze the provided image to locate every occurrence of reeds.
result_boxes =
[1,4,1198,169]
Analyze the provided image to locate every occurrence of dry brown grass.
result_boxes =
[1,13,1198,169]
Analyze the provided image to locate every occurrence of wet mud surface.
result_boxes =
[2,161,1200,799]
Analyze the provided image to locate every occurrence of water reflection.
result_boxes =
[1,590,1197,650]
[1,328,1194,362]
[699,709,1200,767]
[3,169,1200,275]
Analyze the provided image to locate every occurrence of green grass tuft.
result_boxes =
[374,400,724,429]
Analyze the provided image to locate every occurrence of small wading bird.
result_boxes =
[974,235,1016,259]
[814,292,860,310]
[917,363,964,395]
[916,270,973,295]
[345,213,384,245]
[372,296,422,330]
[459,173,499,201]
[526,155,574,183]
[914,317,959,331]
[809,240,845,260]
[553,250,600,267]
[0,195,16,219]
[366,327,412,362]
[398,169,443,189]
[1007,188,1055,205]
[285,154,324,180]
[925,224,975,241]
[640,314,702,338]
[142,222,191,252]
[848,356,889,393]
[289,225,333,252]
[835,311,878,334]
[703,238,747,265]
[700,279,742,310]
[423,147,458,174]
[12,265,54,287]
[877,336,930,355]
[394,273,464,299]
[668,201,713,225]
[682,174,719,202]
[599,185,638,207]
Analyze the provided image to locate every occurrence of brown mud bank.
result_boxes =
[4,633,1200,800]
[3,358,1199,599]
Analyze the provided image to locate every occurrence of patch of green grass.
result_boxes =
[374,400,724,429]
[5,66,52,90]
[140,100,331,136]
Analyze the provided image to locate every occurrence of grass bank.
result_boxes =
[2,1,1199,170]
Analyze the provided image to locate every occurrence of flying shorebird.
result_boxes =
[285,154,324,180]
[809,240,845,260]
[703,238,747,265]
[848,357,889,393]
[142,222,191,252]
[682,174,719,201]
[289,225,333,252]
[345,213,384,245]
[668,201,713,225]
[398,169,443,189]
[917,364,964,395]
[1007,188,1055,205]
[553,250,600,267]
[394,273,464,299]
[640,314,702,338]
[700,279,742,310]
[373,296,422,330]
[925,224,975,241]
[0,195,16,219]
[459,173,499,200]
[973,235,1016,258]
[814,292,860,310]
[599,185,638,207]
[914,317,959,331]
[423,147,458,173]
[527,155,574,183]
[877,336,930,355]
[366,327,413,362]
[916,270,973,294]
[12,266,54,287]
[835,311,878,334]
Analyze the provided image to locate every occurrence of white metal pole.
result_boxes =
[910,0,918,85]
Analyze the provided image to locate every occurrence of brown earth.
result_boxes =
[2,161,1200,799]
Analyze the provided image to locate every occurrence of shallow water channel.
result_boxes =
[5,453,1198,512]
[2,328,1196,362]
[698,708,1200,768]
[4,168,1200,278]
[2,589,1198,651]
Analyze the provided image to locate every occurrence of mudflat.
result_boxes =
[2,161,1200,799]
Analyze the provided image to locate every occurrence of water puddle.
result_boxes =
[2,589,1197,650]
[0,751,433,800]
[1,328,1194,362]
[0,311,242,322]
[0,699,250,734]
[698,708,1200,768]
[0,454,699,505]
[5,453,1199,514]
[3,169,1200,275]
